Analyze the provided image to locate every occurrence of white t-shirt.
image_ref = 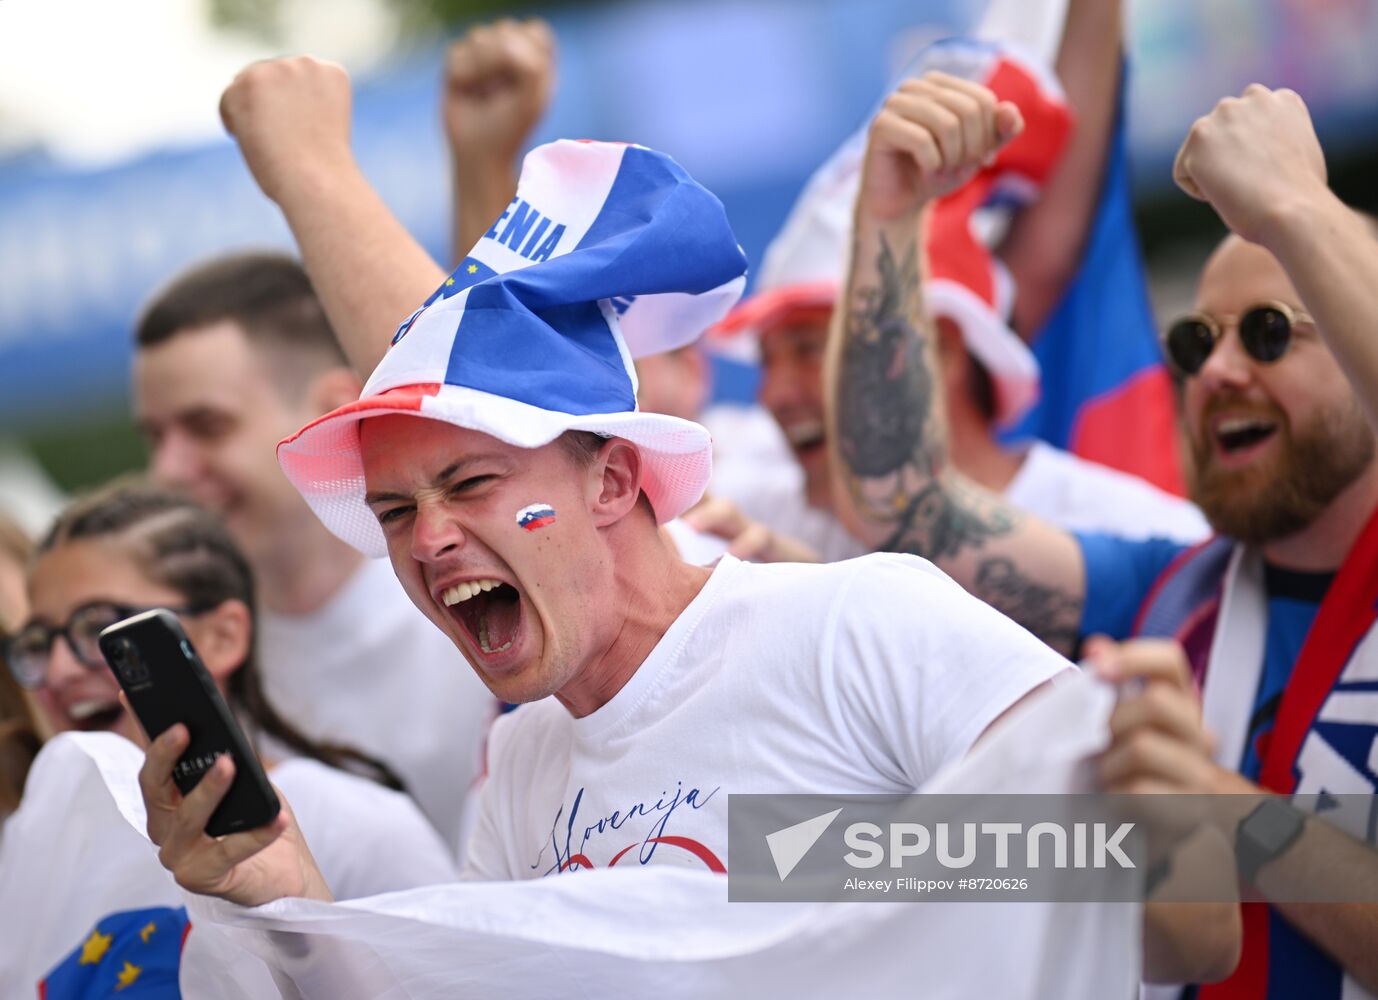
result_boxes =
[1006,441,1210,543]
[462,553,1067,880]
[730,440,1208,563]
[258,558,496,855]
[273,757,458,900]
[726,473,868,563]
[662,517,729,566]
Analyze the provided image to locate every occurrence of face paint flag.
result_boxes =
[280,140,749,558]
[516,503,557,531]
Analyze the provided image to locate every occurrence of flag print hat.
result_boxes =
[713,39,1073,426]
[279,140,749,557]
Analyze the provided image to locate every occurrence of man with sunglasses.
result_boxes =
[828,82,1378,995]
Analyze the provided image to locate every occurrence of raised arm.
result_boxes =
[1174,85,1378,435]
[443,19,555,263]
[220,57,446,379]
[826,73,1088,654]
[997,0,1124,338]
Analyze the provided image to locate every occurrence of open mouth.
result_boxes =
[1213,416,1279,456]
[441,579,523,656]
[784,420,826,458]
[68,697,124,733]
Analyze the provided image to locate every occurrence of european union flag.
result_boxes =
[424,257,500,307]
[40,906,189,998]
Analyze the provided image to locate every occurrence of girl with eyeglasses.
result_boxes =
[5,481,457,897]
[0,511,41,821]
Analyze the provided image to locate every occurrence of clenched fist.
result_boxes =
[444,18,555,167]
[859,71,1024,222]
[1173,85,1329,247]
[220,56,355,206]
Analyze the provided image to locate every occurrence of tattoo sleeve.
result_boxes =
[828,210,1084,653]
[833,221,1013,561]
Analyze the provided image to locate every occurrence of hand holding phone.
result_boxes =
[99,609,279,836]
[102,609,334,906]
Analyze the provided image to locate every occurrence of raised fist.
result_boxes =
[1173,85,1328,247]
[859,71,1023,222]
[220,56,354,206]
[443,18,556,167]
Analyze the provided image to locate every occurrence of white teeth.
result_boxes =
[1218,417,1274,434]
[70,699,119,721]
[785,420,825,448]
[441,579,504,606]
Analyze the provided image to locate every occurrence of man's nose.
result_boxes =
[410,502,467,563]
[148,431,200,487]
[1195,327,1255,392]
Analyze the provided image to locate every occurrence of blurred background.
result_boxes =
[2,0,1377,532]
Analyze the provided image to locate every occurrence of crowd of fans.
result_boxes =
[3,2,1378,996]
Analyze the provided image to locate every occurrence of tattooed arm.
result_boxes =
[825,73,1088,655]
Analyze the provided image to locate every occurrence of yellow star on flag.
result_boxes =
[78,928,113,965]
[466,263,478,274]
[139,921,157,943]
[114,960,143,991]
[445,277,456,286]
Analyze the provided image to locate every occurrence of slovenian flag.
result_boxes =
[516,503,557,531]
[1000,66,1185,495]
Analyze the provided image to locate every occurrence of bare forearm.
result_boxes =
[279,163,446,379]
[1000,0,1123,338]
[828,207,949,529]
[1263,192,1378,435]
[1203,771,1378,991]
[451,159,518,266]
[827,208,1086,650]
[1260,820,1378,991]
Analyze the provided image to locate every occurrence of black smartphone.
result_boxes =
[98,608,280,837]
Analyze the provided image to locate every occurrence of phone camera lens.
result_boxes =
[111,638,150,684]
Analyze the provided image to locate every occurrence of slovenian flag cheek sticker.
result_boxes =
[516,502,557,532]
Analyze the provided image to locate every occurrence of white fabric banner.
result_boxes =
[5,673,1139,998]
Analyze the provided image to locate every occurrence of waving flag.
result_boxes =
[0,732,285,998]
[1001,67,1184,495]
[712,38,1071,428]
[123,675,1137,1000]
[39,907,189,999]
[0,734,189,998]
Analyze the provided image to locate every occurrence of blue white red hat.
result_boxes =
[278,139,749,557]
[712,39,1072,427]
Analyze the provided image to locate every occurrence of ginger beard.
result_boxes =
[1184,387,1375,545]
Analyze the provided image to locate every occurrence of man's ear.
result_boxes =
[185,599,253,688]
[678,345,711,416]
[307,366,365,417]
[590,439,645,527]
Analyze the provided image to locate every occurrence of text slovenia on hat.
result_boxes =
[277,139,750,558]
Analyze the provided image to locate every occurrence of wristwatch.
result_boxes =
[1236,798,1306,885]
